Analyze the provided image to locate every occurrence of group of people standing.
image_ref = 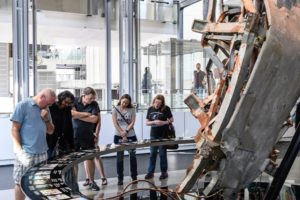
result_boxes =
[11,87,174,200]
[112,93,174,185]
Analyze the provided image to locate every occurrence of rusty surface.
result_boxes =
[192,20,246,34]
[177,0,300,198]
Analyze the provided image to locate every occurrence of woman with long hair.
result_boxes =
[144,94,174,180]
[112,94,138,185]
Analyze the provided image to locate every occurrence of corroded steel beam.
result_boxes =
[192,20,246,34]
[176,0,300,199]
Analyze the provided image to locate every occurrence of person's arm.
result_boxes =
[146,118,155,126]
[71,107,98,123]
[155,107,173,126]
[94,113,101,143]
[77,114,98,123]
[11,121,23,152]
[125,109,136,132]
[112,111,126,137]
[167,117,174,124]
[41,108,54,134]
[145,107,167,126]
[71,109,91,119]
[146,118,169,126]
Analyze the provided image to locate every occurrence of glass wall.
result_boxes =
[139,0,178,110]
[0,0,13,114]
[34,0,109,109]
[1,0,209,113]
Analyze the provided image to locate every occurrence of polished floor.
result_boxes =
[0,150,197,199]
[1,147,300,199]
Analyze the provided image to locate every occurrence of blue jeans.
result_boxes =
[147,136,168,174]
[195,87,206,99]
[117,149,137,181]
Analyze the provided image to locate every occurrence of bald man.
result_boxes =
[11,88,56,200]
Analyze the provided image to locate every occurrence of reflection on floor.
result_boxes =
[79,170,190,199]
[1,149,300,199]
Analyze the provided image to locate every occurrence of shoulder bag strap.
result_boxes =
[113,105,130,125]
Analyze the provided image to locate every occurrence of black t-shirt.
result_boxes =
[47,103,74,150]
[194,70,206,88]
[146,106,173,138]
[72,97,100,139]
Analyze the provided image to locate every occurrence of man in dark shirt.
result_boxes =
[47,90,79,193]
[47,90,75,158]
[193,63,206,99]
[72,87,100,191]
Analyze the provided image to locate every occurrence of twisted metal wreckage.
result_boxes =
[177,0,300,198]
[21,0,300,199]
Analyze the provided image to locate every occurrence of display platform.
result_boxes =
[21,137,195,200]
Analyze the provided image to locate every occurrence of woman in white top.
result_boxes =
[112,94,138,185]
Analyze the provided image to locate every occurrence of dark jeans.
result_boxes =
[117,149,138,181]
[147,136,168,174]
[47,148,54,159]
[114,135,138,181]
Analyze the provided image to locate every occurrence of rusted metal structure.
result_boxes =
[176,0,300,198]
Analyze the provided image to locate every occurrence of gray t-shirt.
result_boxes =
[112,106,136,137]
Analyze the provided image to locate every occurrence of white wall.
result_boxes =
[0,117,15,165]
[99,111,199,144]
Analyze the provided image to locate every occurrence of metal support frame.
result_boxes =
[134,0,140,103]
[105,0,112,110]
[119,0,136,101]
[180,0,201,9]
[264,124,300,199]
[177,5,184,94]
[32,0,37,95]
[12,0,30,105]
[127,0,134,97]
[118,0,123,99]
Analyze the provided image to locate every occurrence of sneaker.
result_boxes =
[83,178,90,186]
[89,181,100,191]
[159,172,168,180]
[145,173,154,179]
[117,180,123,185]
[101,178,108,185]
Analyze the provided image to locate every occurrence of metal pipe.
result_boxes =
[105,0,112,110]
[22,0,29,98]
[177,5,184,94]
[118,0,123,99]
[128,0,133,96]
[32,0,37,95]
[12,0,21,105]
[134,0,140,103]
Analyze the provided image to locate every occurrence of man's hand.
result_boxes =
[17,149,32,167]
[122,136,128,143]
[94,134,99,144]
[120,129,127,137]
[41,109,49,121]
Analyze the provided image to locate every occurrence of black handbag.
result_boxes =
[165,123,178,149]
